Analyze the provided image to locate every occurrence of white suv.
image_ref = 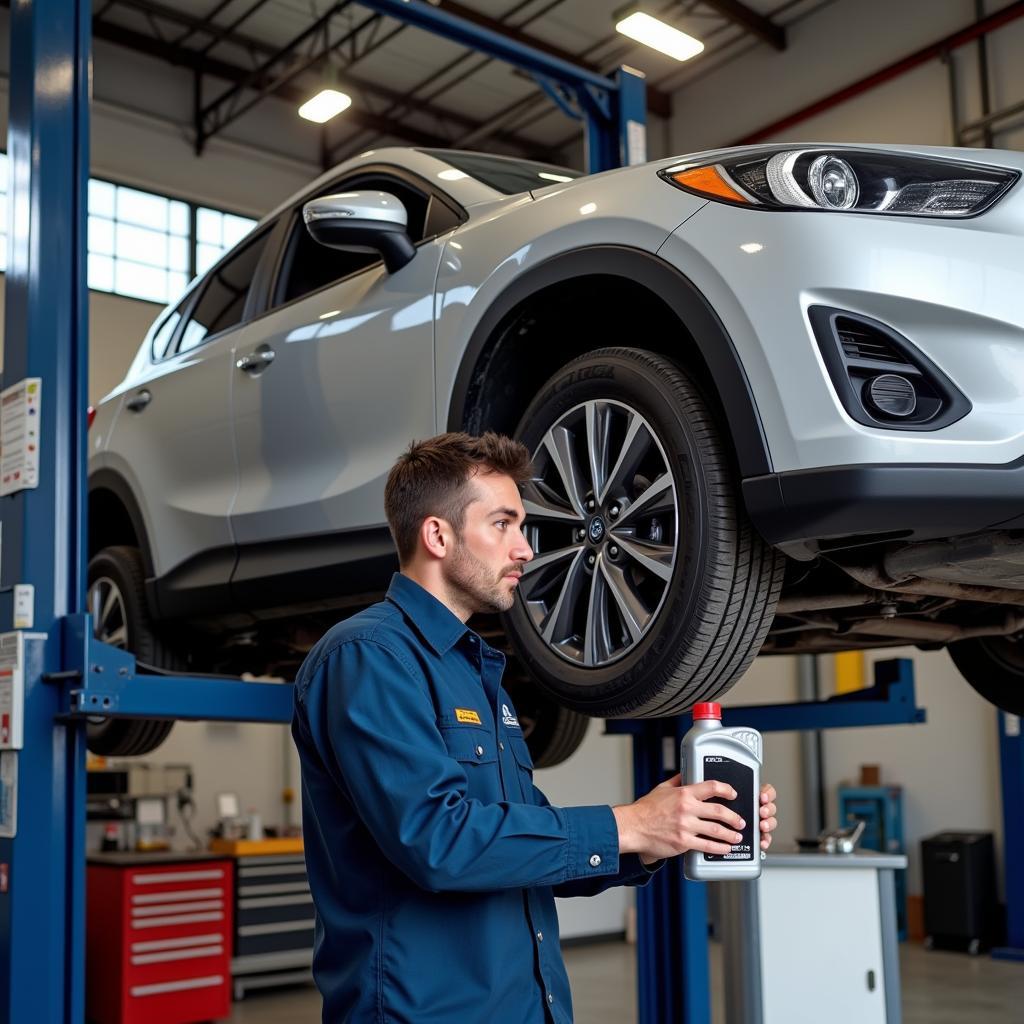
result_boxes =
[88,145,1024,758]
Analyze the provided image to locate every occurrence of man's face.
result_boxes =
[443,471,533,614]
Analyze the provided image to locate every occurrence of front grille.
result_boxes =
[839,329,904,364]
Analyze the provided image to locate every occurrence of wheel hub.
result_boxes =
[587,515,606,544]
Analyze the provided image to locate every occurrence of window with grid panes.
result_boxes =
[195,207,258,278]
[87,179,191,304]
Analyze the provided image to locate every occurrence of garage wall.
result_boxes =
[666,0,1024,154]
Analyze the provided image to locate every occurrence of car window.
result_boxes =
[150,298,187,362]
[178,226,271,353]
[274,175,432,308]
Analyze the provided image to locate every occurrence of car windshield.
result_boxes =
[420,149,584,195]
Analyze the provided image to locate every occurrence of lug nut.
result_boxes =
[586,498,596,512]
[576,528,586,541]
[609,545,619,558]
[609,504,620,518]
[586,553,596,567]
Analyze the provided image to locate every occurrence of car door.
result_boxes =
[228,170,461,609]
[105,225,274,610]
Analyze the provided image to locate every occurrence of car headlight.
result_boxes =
[660,147,1020,217]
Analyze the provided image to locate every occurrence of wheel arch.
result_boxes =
[88,469,155,578]
[446,245,773,478]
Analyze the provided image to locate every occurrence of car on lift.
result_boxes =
[88,144,1024,761]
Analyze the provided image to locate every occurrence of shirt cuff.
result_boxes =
[564,804,620,879]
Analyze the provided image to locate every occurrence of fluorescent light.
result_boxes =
[537,172,574,183]
[437,169,469,181]
[579,202,597,215]
[740,242,764,254]
[615,12,704,61]
[298,88,352,123]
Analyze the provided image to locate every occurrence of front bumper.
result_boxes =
[744,456,1024,558]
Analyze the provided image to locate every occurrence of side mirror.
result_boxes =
[302,191,416,274]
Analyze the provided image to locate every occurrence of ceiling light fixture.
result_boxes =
[614,10,704,61]
[298,88,352,124]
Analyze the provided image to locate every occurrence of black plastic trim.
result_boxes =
[447,245,772,478]
[744,456,1024,551]
[809,306,971,431]
[229,527,397,618]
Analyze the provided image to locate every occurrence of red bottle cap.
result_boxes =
[692,702,722,720]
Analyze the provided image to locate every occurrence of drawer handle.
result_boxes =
[130,975,224,998]
[132,900,223,918]
[133,887,223,905]
[132,911,223,929]
[131,869,225,885]
[132,945,224,966]
[132,933,223,953]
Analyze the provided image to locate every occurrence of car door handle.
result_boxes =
[236,347,276,373]
[125,389,151,412]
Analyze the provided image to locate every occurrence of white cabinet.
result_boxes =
[721,851,906,1024]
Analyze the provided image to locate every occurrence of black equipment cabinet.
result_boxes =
[921,831,1000,954]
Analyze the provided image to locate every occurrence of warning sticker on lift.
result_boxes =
[0,633,24,750]
[0,377,41,497]
[0,752,17,839]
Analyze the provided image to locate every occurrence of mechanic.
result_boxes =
[292,431,779,1023]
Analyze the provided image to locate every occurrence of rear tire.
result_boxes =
[948,636,1024,715]
[503,347,784,717]
[87,545,181,756]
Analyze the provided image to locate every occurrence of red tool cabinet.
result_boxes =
[86,853,233,1024]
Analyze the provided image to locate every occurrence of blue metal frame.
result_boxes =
[993,710,1024,962]
[607,658,927,1024]
[0,3,643,1021]
[0,3,92,1021]
[352,0,647,172]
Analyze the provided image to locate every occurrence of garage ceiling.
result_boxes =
[90,0,824,166]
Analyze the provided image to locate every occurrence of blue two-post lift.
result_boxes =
[0,4,1018,1024]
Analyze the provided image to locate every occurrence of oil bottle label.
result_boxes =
[702,755,754,861]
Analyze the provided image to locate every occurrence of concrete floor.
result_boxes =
[226,939,1024,1022]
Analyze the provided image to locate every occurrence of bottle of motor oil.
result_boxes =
[681,702,763,881]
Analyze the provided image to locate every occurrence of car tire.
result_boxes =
[503,347,784,718]
[501,663,590,768]
[948,636,1024,715]
[86,545,180,756]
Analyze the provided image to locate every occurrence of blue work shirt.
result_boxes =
[292,572,660,1023]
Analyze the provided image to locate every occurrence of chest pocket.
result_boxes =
[439,724,501,803]
[508,734,535,802]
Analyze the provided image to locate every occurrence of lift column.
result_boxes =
[0,2,91,1023]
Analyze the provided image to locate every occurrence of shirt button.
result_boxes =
[589,854,602,868]
[547,994,554,1004]
[537,930,544,942]
[475,745,484,756]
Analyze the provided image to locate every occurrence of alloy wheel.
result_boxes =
[517,399,679,669]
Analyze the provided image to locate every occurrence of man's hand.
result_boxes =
[759,783,778,851]
[613,775,746,862]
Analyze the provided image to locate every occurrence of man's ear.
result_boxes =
[419,516,450,561]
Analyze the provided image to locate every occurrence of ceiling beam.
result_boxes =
[435,0,673,118]
[700,0,786,51]
[87,0,557,157]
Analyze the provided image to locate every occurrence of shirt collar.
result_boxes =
[385,573,471,657]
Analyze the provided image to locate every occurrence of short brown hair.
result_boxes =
[384,432,533,564]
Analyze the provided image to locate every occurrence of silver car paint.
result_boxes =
[94,143,1024,581]
[228,239,442,544]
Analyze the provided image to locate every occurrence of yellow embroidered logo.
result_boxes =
[455,708,482,725]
